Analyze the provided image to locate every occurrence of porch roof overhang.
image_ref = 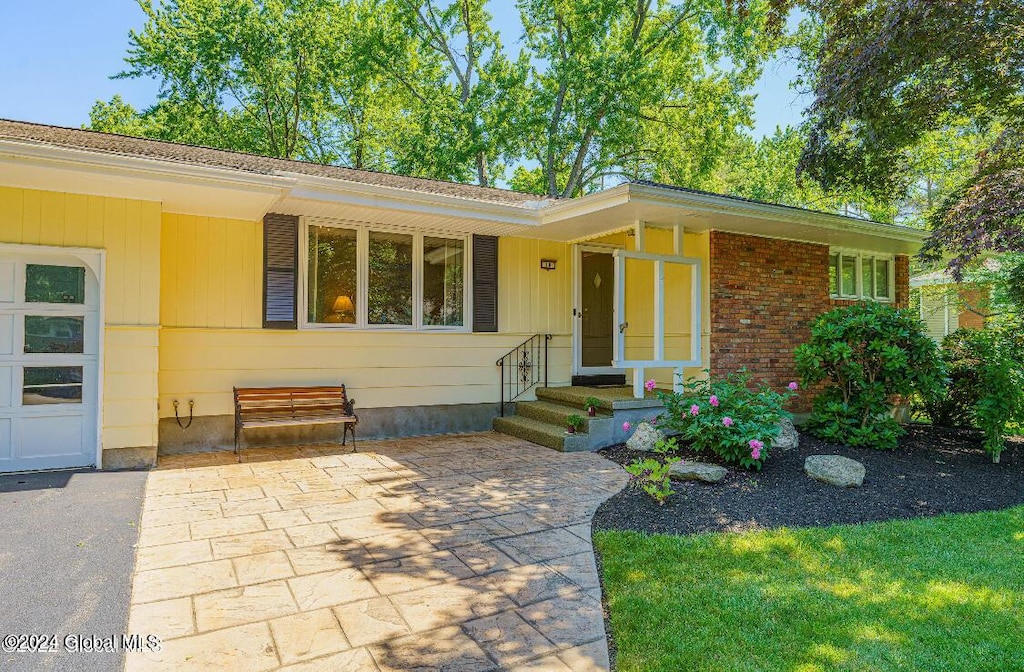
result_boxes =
[531,182,927,255]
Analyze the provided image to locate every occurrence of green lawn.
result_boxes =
[595,507,1024,671]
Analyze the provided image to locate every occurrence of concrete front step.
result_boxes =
[492,415,591,452]
[515,400,610,432]
[535,385,663,411]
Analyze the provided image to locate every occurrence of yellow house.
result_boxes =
[0,119,925,471]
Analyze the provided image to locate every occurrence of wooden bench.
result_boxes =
[233,385,357,457]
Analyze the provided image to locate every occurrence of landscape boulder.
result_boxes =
[626,422,664,452]
[772,417,800,450]
[804,454,865,488]
[669,461,727,483]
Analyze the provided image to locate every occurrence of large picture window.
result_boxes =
[305,221,468,330]
[829,250,894,301]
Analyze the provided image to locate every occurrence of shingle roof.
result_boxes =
[0,118,546,207]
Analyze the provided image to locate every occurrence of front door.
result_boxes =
[0,249,100,472]
[574,246,622,374]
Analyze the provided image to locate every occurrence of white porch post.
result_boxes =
[653,260,665,362]
[613,251,625,365]
[692,259,703,365]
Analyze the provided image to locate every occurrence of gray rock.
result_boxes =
[804,454,865,488]
[626,422,665,452]
[669,461,727,483]
[772,417,800,451]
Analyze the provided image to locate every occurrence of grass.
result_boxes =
[595,507,1024,671]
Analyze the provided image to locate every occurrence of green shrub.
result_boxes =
[920,329,986,427]
[795,302,944,450]
[923,327,1024,462]
[654,370,797,470]
[624,437,680,505]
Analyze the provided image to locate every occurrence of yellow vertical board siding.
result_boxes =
[498,237,571,335]
[0,187,24,240]
[103,197,127,324]
[63,193,89,247]
[159,328,573,415]
[21,188,41,245]
[0,186,162,448]
[160,213,263,329]
[39,190,65,246]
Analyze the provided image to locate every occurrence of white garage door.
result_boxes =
[0,248,100,472]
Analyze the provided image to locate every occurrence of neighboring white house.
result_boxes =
[911,268,990,341]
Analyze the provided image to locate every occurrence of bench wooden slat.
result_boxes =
[233,384,356,456]
[237,400,349,411]
[241,416,356,428]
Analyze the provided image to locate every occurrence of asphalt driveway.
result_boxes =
[0,468,147,672]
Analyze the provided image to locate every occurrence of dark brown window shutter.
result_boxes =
[263,213,299,329]
[472,234,498,332]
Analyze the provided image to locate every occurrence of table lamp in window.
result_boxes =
[327,295,355,323]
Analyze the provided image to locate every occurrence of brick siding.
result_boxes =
[709,231,910,412]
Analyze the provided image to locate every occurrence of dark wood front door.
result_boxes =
[580,250,615,369]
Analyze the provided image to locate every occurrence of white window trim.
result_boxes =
[829,249,895,302]
[299,216,472,332]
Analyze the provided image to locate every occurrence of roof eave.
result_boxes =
[625,182,928,245]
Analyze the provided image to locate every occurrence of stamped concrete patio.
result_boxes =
[126,432,627,671]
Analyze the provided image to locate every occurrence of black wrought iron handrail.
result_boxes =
[496,334,552,416]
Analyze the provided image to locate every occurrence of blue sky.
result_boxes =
[0,1,807,139]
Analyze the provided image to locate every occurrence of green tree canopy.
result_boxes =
[92,0,781,195]
[782,0,1024,275]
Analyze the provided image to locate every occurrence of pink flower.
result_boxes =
[709,395,719,407]
[690,404,700,416]
[722,416,734,427]
[644,379,657,392]
[751,445,762,460]
[749,439,764,460]
[622,421,631,432]
[788,381,799,391]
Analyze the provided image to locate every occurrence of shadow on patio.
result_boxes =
[126,432,627,671]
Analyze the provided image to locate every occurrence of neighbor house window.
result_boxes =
[829,251,894,301]
[305,220,468,330]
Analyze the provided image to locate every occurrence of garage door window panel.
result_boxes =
[23,366,83,405]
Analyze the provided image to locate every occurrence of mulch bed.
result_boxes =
[593,424,1024,536]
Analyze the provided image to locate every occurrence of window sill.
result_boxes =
[830,295,894,303]
[301,324,471,333]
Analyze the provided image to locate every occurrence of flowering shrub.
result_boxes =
[624,437,681,505]
[655,370,797,470]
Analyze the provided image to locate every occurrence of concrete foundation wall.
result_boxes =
[158,402,500,455]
